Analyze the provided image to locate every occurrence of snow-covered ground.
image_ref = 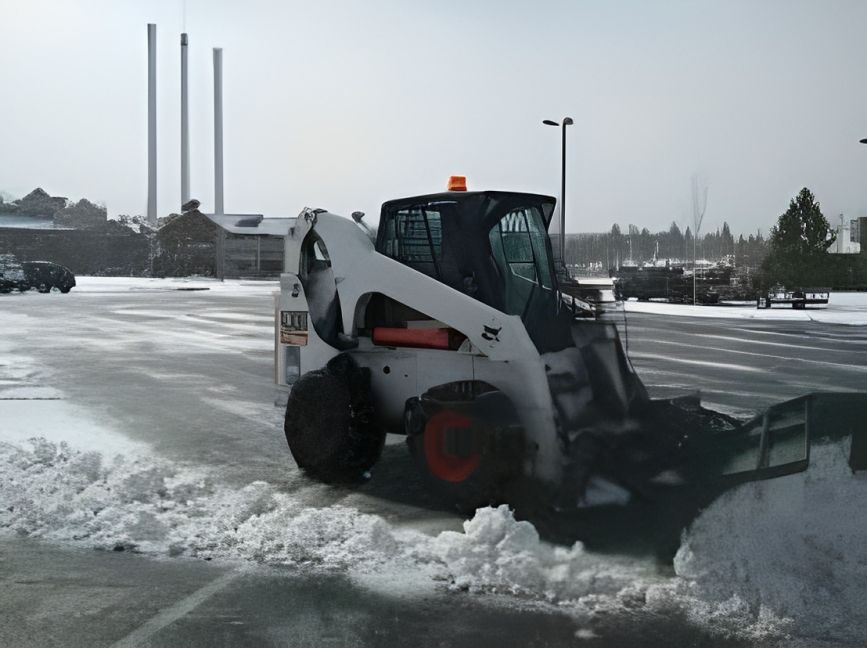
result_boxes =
[624,292,867,325]
[5,418,867,643]
[3,277,867,644]
[71,275,279,295]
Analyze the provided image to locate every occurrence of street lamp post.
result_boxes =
[858,139,867,251]
[543,117,574,271]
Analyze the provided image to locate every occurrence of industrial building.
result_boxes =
[153,207,287,279]
[830,217,863,255]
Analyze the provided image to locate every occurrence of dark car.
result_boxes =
[22,261,76,293]
[0,254,26,293]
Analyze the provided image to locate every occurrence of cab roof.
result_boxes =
[380,190,557,227]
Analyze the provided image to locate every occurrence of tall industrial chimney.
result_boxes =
[180,33,190,208]
[213,47,224,216]
[213,47,225,280]
[147,24,157,226]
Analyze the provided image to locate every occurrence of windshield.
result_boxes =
[488,205,555,310]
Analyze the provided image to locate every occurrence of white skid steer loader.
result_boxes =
[274,178,867,517]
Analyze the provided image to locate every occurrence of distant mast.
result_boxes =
[213,47,225,280]
[147,23,157,226]
[180,32,190,208]
[213,47,224,216]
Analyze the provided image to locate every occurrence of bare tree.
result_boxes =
[691,175,708,304]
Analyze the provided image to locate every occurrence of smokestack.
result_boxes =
[180,33,190,208]
[213,47,225,281]
[147,24,157,226]
[213,47,224,216]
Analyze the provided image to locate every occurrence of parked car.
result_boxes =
[0,254,26,293]
[0,255,76,293]
[22,261,76,293]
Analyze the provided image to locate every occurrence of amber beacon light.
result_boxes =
[447,175,467,191]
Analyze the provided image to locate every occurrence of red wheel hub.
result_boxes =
[423,410,480,483]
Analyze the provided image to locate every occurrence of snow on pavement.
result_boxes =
[71,276,278,295]
[624,291,867,325]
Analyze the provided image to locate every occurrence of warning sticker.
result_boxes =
[280,310,308,346]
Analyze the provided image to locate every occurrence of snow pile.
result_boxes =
[0,439,401,570]
[0,437,641,589]
[430,506,646,602]
[673,440,867,643]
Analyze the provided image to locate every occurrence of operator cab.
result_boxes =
[374,187,571,351]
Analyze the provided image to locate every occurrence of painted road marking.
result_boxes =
[108,570,239,648]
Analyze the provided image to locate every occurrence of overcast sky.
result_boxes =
[3,0,867,235]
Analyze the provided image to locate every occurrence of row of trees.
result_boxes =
[567,187,867,290]
[565,221,765,268]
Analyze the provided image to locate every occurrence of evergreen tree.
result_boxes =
[667,221,684,259]
[762,188,835,286]
[721,222,734,257]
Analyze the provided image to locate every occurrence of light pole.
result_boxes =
[858,139,867,252]
[543,117,573,272]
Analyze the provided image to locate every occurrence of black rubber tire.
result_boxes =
[60,286,71,294]
[284,354,384,483]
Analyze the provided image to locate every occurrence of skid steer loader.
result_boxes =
[274,178,867,516]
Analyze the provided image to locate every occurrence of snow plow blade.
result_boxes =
[532,392,867,558]
[689,392,867,488]
[565,391,867,503]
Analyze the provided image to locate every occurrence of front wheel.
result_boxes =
[284,354,384,483]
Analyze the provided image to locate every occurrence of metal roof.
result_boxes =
[203,213,294,237]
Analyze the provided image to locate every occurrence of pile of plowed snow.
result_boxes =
[673,441,867,643]
[2,436,865,642]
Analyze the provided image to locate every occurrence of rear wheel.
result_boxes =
[284,354,384,483]
[405,392,523,512]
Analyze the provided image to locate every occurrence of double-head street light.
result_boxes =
[543,117,574,271]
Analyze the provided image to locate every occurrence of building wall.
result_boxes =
[223,235,284,277]
[154,211,283,278]
[0,225,150,275]
[154,211,217,277]
[0,210,285,279]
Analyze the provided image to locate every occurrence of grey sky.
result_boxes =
[3,0,867,236]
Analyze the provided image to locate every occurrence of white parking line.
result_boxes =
[628,352,767,373]
[629,335,867,372]
[674,332,861,354]
[109,571,239,648]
